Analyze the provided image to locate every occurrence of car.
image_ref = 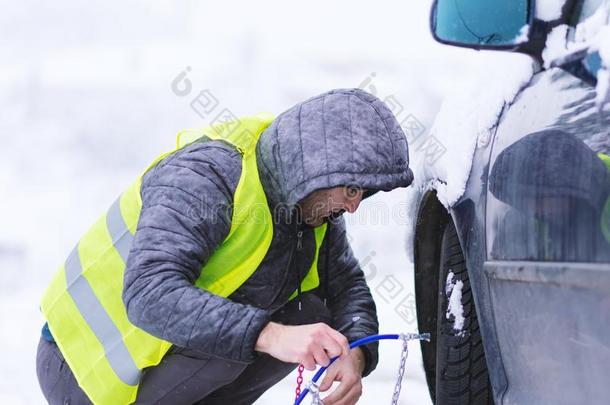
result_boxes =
[413,0,610,404]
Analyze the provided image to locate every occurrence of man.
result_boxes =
[36,88,413,404]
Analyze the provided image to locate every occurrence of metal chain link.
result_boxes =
[391,333,431,405]
[307,380,323,405]
[297,333,431,405]
[391,335,409,405]
[295,364,305,402]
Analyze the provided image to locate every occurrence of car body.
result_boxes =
[414,0,610,404]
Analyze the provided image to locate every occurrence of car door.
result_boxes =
[484,65,610,404]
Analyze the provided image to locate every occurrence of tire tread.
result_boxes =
[435,221,494,405]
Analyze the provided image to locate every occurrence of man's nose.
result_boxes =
[345,197,361,213]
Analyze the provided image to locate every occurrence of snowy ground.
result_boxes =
[0,0,529,403]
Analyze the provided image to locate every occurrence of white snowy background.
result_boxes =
[0,0,545,403]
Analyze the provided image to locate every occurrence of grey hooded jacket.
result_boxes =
[122,88,413,377]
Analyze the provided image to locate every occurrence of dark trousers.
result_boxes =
[36,293,331,405]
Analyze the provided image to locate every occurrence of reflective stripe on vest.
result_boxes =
[41,114,328,404]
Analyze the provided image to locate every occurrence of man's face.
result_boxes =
[298,186,365,227]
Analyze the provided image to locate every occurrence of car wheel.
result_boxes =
[435,220,494,404]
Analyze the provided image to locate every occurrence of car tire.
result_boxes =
[435,220,494,405]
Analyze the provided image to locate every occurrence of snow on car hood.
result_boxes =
[412,1,610,211]
[402,54,534,258]
[411,53,534,209]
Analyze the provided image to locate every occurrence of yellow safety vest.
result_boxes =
[40,114,328,405]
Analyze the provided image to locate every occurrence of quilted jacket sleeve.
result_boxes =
[122,140,271,363]
[323,217,380,377]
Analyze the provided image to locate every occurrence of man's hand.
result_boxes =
[255,322,350,370]
[319,347,365,405]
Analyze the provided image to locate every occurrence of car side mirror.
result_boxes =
[430,0,534,50]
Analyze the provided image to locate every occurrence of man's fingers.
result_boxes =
[327,329,350,356]
[322,376,351,404]
[312,346,331,368]
[337,384,362,405]
[323,378,361,405]
[319,367,337,392]
[319,335,344,358]
[344,382,363,405]
[302,354,317,371]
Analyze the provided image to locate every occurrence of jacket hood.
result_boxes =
[255,88,413,212]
